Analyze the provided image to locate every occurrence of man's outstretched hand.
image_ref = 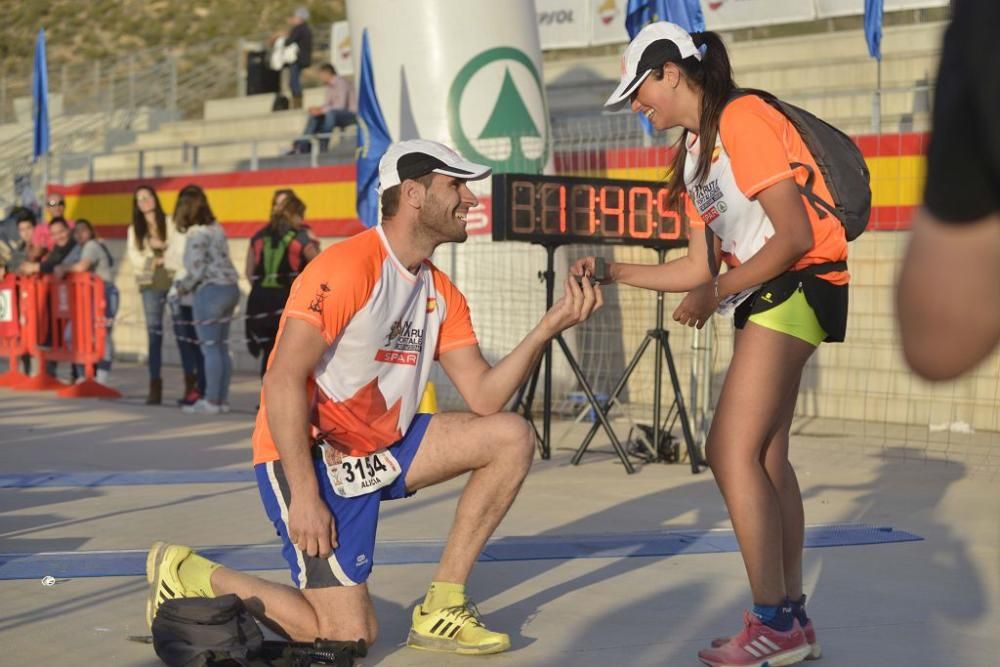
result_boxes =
[539,274,603,338]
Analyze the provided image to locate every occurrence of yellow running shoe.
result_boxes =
[407,600,511,655]
[145,541,193,629]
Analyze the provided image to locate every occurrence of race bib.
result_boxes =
[319,442,402,498]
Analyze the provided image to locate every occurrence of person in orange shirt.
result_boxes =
[145,140,603,655]
[575,22,850,667]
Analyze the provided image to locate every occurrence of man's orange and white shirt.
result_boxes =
[252,226,477,464]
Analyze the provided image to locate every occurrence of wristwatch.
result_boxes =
[712,275,721,299]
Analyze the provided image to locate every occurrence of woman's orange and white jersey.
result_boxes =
[684,95,849,290]
[252,226,477,464]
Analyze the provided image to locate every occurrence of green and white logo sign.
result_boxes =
[448,47,550,173]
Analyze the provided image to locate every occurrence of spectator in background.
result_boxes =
[0,207,39,375]
[18,217,75,276]
[290,64,357,155]
[244,192,319,378]
[0,207,43,278]
[54,219,118,384]
[127,185,198,405]
[172,185,241,415]
[285,7,313,109]
[167,217,208,409]
[19,217,76,381]
[270,188,294,216]
[34,194,73,252]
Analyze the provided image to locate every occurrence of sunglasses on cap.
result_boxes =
[47,199,65,207]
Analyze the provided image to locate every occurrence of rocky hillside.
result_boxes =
[1,0,346,79]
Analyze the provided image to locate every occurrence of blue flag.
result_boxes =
[32,28,50,162]
[625,0,705,38]
[624,1,704,134]
[864,0,883,60]
[355,29,392,229]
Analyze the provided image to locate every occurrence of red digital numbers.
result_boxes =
[628,186,654,239]
[656,188,682,240]
[503,177,686,246]
[599,186,625,236]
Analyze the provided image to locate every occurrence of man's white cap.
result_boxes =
[378,139,492,194]
[604,22,702,108]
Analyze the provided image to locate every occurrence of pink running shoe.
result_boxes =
[711,618,821,660]
[698,611,811,667]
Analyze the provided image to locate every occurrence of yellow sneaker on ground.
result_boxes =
[407,600,511,655]
[145,541,193,629]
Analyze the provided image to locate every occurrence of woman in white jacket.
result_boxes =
[127,186,202,404]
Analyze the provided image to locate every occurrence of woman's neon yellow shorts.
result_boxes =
[747,287,827,346]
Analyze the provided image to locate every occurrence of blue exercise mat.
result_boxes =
[0,470,256,488]
[0,524,922,580]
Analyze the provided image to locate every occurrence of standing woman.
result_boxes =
[576,23,849,667]
[127,186,185,404]
[172,185,241,415]
[244,192,319,377]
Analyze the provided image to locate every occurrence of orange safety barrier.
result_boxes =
[8,273,121,398]
[51,273,122,399]
[8,275,66,391]
[0,273,32,386]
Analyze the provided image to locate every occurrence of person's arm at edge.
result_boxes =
[897,209,1000,381]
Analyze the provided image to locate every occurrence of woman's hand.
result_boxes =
[569,256,614,284]
[673,281,719,329]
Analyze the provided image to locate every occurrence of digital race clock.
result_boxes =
[491,173,691,248]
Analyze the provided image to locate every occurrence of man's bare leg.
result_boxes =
[150,411,531,650]
[208,567,377,644]
[404,411,536,585]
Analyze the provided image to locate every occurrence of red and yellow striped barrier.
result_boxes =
[50,165,365,239]
[50,132,928,239]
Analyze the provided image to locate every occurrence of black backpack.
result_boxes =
[731,88,872,241]
[150,595,366,667]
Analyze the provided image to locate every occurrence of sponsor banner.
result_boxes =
[884,0,949,9]
[537,0,591,49]
[590,0,628,46]
[817,0,947,18]
[346,0,550,175]
[330,22,353,76]
[702,0,816,31]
